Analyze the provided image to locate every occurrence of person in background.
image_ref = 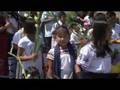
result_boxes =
[51,11,67,49]
[75,13,118,79]
[10,20,25,78]
[41,11,56,53]
[70,23,88,55]
[17,19,43,79]
[0,14,9,77]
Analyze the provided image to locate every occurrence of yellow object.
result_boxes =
[111,39,120,43]
[112,62,120,73]
[116,39,120,43]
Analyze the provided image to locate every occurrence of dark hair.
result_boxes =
[57,11,66,18]
[106,11,116,18]
[94,13,107,21]
[70,23,78,29]
[92,13,112,58]
[54,25,70,37]
[23,18,36,34]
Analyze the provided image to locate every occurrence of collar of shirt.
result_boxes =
[58,20,63,26]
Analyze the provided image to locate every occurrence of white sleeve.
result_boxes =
[18,38,26,49]
[46,48,54,60]
[112,30,120,39]
[70,33,76,43]
[76,45,91,68]
[12,33,18,45]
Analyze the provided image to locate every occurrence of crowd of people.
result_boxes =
[0,11,120,79]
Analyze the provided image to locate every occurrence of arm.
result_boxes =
[76,16,85,22]
[0,22,10,32]
[75,46,90,77]
[46,59,53,79]
[75,64,81,77]
[17,47,38,61]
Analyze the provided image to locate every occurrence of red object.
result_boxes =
[0,31,9,76]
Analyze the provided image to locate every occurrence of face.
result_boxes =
[60,15,66,24]
[56,32,70,48]
[80,37,88,46]
[74,25,80,33]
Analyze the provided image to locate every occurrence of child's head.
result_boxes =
[70,23,80,33]
[106,11,117,27]
[54,25,70,48]
[23,18,36,35]
[80,37,88,46]
[93,12,112,44]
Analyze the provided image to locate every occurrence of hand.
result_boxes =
[46,75,53,79]
[75,64,81,77]
[32,53,38,60]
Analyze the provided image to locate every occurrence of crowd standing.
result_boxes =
[0,11,120,79]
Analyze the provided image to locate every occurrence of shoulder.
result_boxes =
[14,29,23,36]
[71,32,75,36]
[47,48,55,60]
[48,48,55,55]
[18,36,29,47]
[80,42,93,54]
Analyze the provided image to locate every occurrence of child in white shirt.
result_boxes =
[17,19,43,79]
[47,26,77,79]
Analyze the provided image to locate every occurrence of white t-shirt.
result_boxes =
[47,47,74,79]
[112,29,120,39]
[109,24,120,53]
[41,11,56,37]
[17,36,42,78]
[12,28,24,45]
[112,24,120,39]
[76,42,111,73]
[113,24,120,36]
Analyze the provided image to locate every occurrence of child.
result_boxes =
[41,11,56,53]
[9,22,25,79]
[46,26,77,79]
[75,13,118,79]
[70,23,88,55]
[70,23,81,46]
[51,11,67,48]
[17,19,43,79]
